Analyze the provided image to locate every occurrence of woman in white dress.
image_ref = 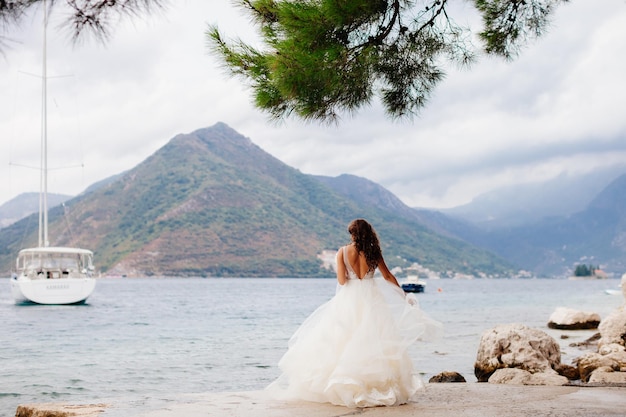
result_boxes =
[267,219,442,408]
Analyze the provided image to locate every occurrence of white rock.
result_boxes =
[576,350,626,382]
[598,343,626,356]
[547,307,601,330]
[598,306,626,348]
[474,323,561,382]
[588,367,626,384]
[488,368,568,386]
[526,372,569,386]
[488,368,531,384]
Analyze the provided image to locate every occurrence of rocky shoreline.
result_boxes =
[472,274,626,387]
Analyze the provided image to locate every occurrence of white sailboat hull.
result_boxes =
[11,247,97,305]
[11,276,96,305]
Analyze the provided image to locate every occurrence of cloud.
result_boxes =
[1,0,625,210]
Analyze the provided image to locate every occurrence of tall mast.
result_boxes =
[39,0,49,247]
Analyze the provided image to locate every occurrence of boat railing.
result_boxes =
[23,266,83,279]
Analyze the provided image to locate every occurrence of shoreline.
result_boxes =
[16,383,626,417]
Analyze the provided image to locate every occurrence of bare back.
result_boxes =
[344,244,372,279]
[336,243,401,288]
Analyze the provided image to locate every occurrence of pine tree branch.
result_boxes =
[0,0,164,49]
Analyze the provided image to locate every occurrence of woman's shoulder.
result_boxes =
[337,244,354,252]
[336,245,350,261]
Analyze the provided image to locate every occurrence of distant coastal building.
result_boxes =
[405,263,440,279]
[318,250,337,272]
[593,269,608,279]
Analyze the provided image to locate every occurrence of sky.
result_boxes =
[1,0,625,209]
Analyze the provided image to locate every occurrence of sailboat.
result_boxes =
[10,0,96,305]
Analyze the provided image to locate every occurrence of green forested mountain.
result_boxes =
[0,123,514,277]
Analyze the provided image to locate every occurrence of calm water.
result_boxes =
[0,277,623,416]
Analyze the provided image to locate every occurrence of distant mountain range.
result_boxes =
[405,174,626,276]
[0,123,515,278]
[448,173,626,277]
[0,192,71,229]
[1,123,624,277]
[441,164,626,229]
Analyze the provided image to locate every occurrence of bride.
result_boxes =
[267,219,443,408]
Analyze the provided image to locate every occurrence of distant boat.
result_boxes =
[9,0,96,305]
[401,275,426,293]
[604,281,623,296]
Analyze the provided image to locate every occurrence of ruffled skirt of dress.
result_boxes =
[266,277,443,408]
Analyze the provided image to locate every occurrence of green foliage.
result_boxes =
[474,0,566,59]
[209,0,566,122]
[573,264,597,277]
[0,0,166,48]
[2,1,566,121]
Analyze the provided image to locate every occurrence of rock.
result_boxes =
[527,372,571,386]
[554,363,580,380]
[429,371,467,383]
[569,332,601,349]
[567,280,626,385]
[588,367,626,384]
[599,343,626,356]
[474,323,561,382]
[576,352,623,382]
[547,307,601,330]
[15,403,107,417]
[598,306,626,348]
[576,352,610,382]
[488,368,568,386]
[605,348,626,369]
[488,368,531,384]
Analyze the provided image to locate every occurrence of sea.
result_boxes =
[0,277,623,416]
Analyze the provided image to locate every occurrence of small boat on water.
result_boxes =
[401,275,426,293]
[604,279,623,296]
[11,247,96,305]
[9,1,96,305]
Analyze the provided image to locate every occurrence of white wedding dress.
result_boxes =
[267,246,443,408]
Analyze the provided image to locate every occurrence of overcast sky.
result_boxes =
[1,0,625,209]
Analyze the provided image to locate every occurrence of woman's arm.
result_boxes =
[336,248,347,285]
[378,256,400,287]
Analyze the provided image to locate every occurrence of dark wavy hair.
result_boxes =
[348,219,382,270]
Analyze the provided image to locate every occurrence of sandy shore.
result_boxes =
[16,384,626,417]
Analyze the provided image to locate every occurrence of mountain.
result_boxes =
[0,123,514,277]
[0,192,72,229]
[442,165,626,229]
[431,173,626,277]
[314,170,625,276]
[316,174,481,240]
[315,174,514,275]
[0,175,121,229]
